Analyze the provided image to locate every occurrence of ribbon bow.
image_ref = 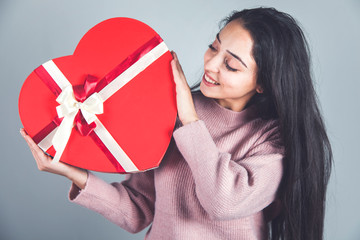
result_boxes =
[52,84,103,163]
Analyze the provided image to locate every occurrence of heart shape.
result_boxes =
[18,18,176,173]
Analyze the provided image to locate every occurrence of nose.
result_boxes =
[204,50,222,73]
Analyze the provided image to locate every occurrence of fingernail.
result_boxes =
[20,128,25,136]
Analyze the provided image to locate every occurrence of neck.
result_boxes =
[215,98,248,112]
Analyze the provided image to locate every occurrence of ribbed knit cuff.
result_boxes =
[69,172,104,203]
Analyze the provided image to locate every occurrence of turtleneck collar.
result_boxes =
[193,92,259,129]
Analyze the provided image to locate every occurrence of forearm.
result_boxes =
[69,171,155,233]
[173,120,283,219]
[64,165,88,189]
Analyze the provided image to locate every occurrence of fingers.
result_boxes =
[20,128,53,171]
[171,50,178,62]
[170,51,190,91]
[171,51,182,75]
[20,128,38,151]
[173,55,186,81]
[169,51,199,125]
[171,51,181,71]
[20,128,46,159]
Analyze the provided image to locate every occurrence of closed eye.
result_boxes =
[208,44,216,51]
[225,59,238,72]
[208,42,238,72]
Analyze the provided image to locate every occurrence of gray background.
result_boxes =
[1,0,359,239]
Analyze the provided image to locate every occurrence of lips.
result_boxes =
[203,74,219,85]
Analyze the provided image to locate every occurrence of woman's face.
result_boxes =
[200,20,261,112]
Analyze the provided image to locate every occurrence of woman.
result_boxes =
[21,7,332,240]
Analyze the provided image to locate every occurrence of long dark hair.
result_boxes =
[195,7,332,240]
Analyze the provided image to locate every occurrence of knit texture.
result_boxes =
[69,92,284,240]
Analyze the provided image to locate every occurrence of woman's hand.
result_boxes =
[20,128,88,189]
[170,51,199,125]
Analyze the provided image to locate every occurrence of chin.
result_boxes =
[199,83,207,96]
[199,82,213,99]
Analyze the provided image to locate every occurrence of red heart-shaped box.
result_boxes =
[18,18,176,173]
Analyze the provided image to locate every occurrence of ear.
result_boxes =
[256,85,263,94]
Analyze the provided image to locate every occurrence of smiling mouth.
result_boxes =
[204,74,220,85]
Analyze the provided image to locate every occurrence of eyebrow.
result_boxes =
[216,33,248,69]
[216,33,221,43]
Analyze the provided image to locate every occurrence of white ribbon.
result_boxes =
[52,86,103,163]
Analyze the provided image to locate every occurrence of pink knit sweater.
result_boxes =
[69,92,284,240]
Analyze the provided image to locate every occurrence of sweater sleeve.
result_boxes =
[68,170,155,233]
[173,120,283,220]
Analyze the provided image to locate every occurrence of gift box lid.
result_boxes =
[19,17,177,173]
